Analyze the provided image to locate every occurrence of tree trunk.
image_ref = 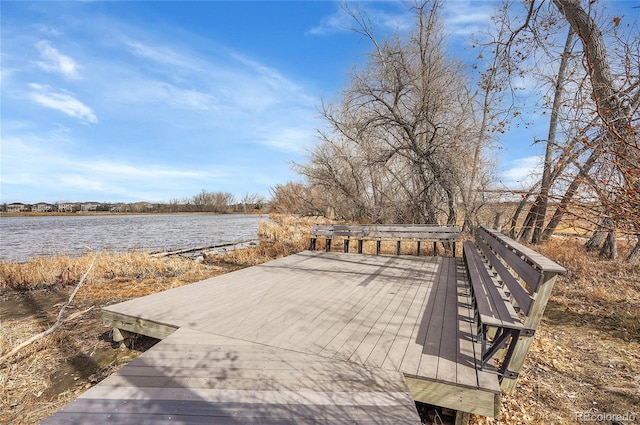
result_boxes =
[585,221,608,252]
[531,28,574,244]
[626,234,640,263]
[553,0,639,250]
[541,147,600,241]
[509,187,537,238]
[599,229,618,260]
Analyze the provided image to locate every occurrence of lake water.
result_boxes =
[0,214,263,263]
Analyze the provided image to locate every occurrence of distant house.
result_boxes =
[33,202,54,212]
[81,202,100,212]
[110,203,128,213]
[57,202,77,213]
[7,203,30,213]
[130,202,154,212]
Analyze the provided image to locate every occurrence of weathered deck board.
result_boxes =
[44,329,420,425]
[46,251,503,423]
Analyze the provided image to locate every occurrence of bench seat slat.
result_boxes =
[463,242,523,330]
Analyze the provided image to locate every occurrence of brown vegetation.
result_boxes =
[1,215,638,424]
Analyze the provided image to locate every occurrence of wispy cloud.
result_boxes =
[35,40,80,79]
[307,5,412,36]
[27,83,98,124]
[500,155,542,188]
[442,2,494,37]
[123,38,201,71]
[2,4,320,203]
[258,127,313,154]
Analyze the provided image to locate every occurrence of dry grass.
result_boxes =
[209,214,330,266]
[2,215,639,424]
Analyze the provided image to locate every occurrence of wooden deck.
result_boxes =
[44,251,502,423]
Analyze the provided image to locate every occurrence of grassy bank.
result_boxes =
[1,216,639,424]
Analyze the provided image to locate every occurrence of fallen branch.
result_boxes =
[0,253,98,365]
[150,239,258,257]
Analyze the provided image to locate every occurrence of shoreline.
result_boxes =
[0,210,266,218]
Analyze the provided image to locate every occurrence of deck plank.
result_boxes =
[46,251,502,424]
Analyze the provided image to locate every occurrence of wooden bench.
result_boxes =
[310,224,461,256]
[463,225,566,393]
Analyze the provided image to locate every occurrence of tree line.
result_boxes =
[2,191,268,214]
[269,0,639,262]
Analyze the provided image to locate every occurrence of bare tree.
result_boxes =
[299,1,480,225]
[551,0,639,260]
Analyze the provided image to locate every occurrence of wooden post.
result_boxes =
[326,238,332,252]
[500,271,560,392]
[376,240,381,255]
[455,411,470,425]
[396,240,401,255]
[358,239,363,254]
[433,241,438,256]
[416,241,421,256]
[343,239,349,253]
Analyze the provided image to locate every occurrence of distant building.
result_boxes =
[57,202,77,213]
[7,203,30,213]
[110,203,128,213]
[33,202,54,212]
[81,202,100,212]
[130,202,154,212]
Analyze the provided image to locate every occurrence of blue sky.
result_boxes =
[1,1,636,204]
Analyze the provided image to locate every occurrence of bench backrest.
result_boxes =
[312,224,461,240]
[475,225,566,391]
[311,224,461,256]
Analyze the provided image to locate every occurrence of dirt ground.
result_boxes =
[1,237,639,425]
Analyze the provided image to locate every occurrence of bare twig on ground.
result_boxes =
[0,253,98,365]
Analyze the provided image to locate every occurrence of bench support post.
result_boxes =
[325,238,332,252]
[455,411,470,425]
[343,239,349,253]
[416,241,421,256]
[433,241,437,256]
[376,240,381,255]
[396,240,401,255]
[500,271,560,392]
[357,239,363,254]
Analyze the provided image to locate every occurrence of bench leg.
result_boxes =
[433,241,437,256]
[416,241,421,256]
[376,240,381,255]
[344,239,349,253]
[326,238,332,252]
[310,238,316,250]
[396,240,401,255]
[358,239,363,254]
[455,411,470,425]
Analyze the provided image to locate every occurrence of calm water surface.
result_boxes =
[0,214,262,263]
